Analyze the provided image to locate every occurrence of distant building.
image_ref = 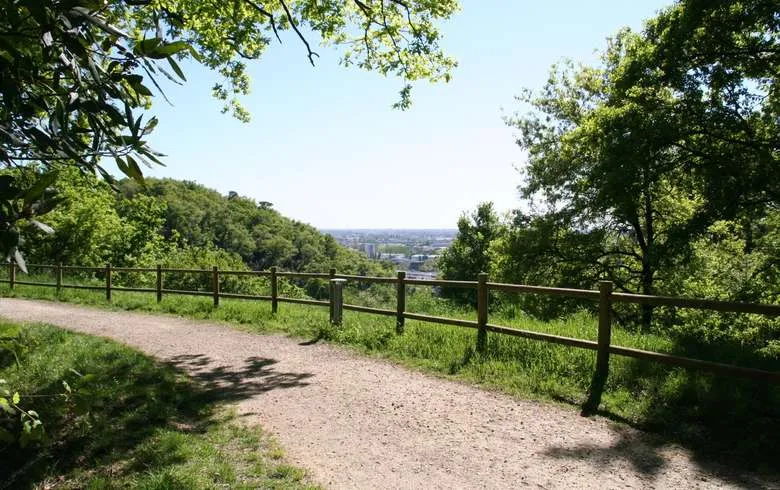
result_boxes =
[360,243,377,258]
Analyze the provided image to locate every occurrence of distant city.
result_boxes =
[320,229,457,279]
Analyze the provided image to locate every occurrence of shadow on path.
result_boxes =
[544,426,666,477]
[166,354,314,402]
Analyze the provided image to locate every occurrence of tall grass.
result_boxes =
[2,274,779,476]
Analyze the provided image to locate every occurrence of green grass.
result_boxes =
[0,321,318,489]
[2,276,779,477]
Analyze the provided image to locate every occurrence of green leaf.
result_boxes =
[134,38,162,56]
[116,156,144,183]
[22,170,59,204]
[12,392,19,405]
[135,39,190,59]
[167,57,187,81]
[133,82,154,98]
[152,41,191,58]
[0,397,14,414]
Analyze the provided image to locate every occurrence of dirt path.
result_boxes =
[0,299,772,489]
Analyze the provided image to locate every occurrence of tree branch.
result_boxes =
[351,1,378,61]
[244,0,282,43]
[278,0,319,66]
[353,0,371,17]
[388,0,419,37]
[380,0,408,79]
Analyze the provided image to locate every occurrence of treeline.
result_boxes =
[441,0,780,362]
[23,170,390,281]
[441,203,779,357]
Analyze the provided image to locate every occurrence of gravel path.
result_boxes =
[1,298,773,489]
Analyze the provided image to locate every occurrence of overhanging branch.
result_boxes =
[244,0,282,43]
[278,0,319,66]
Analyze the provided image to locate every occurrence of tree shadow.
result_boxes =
[543,424,769,487]
[165,354,313,402]
[544,425,666,476]
[574,341,780,484]
[1,328,315,488]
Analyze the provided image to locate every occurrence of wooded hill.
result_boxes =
[23,171,389,278]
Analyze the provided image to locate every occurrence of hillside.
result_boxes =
[24,172,390,278]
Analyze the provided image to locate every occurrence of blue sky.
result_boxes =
[142,0,672,229]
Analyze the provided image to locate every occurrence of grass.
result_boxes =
[2,275,780,478]
[0,321,318,489]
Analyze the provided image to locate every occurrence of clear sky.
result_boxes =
[141,0,672,229]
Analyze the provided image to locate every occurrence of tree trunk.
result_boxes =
[640,260,654,330]
[641,165,655,331]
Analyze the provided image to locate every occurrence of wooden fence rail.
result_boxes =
[3,262,780,394]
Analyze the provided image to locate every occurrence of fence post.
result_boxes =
[156,264,163,303]
[212,265,220,307]
[270,266,278,314]
[583,280,613,414]
[329,268,336,319]
[396,271,406,334]
[596,280,613,378]
[329,278,346,325]
[105,263,112,302]
[56,262,62,295]
[8,260,15,290]
[476,272,488,353]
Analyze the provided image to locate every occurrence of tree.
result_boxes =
[507,37,688,327]
[23,168,169,266]
[644,0,780,222]
[114,177,390,277]
[438,202,503,304]
[489,211,606,319]
[0,0,459,259]
[505,0,779,329]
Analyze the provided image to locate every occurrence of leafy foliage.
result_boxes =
[501,0,779,334]
[1,0,458,171]
[0,1,171,175]
[22,173,392,299]
[116,178,391,277]
[0,168,64,273]
[438,202,502,304]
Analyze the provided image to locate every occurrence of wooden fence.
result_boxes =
[3,262,780,404]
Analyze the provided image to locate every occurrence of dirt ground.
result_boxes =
[1,298,775,489]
